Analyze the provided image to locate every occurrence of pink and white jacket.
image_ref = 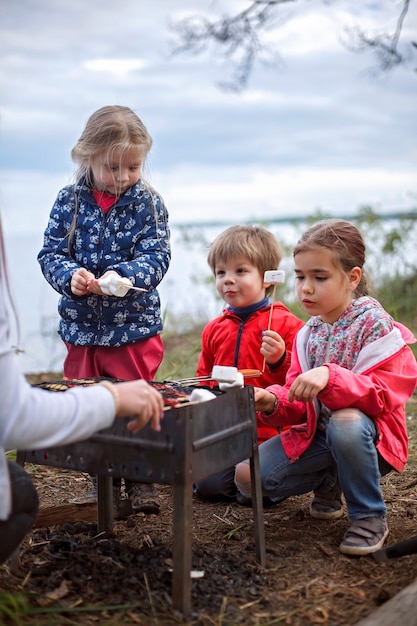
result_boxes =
[259,297,417,472]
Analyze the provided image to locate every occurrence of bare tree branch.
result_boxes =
[169,0,416,90]
[169,0,297,91]
[343,0,416,73]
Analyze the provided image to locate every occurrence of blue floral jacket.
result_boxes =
[37,179,171,347]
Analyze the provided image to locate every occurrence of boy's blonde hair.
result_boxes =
[71,105,152,185]
[207,225,283,296]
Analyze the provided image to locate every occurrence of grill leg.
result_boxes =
[172,480,193,616]
[97,475,113,533]
[250,445,266,567]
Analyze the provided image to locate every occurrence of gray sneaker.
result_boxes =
[339,516,389,555]
[310,484,343,520]
[112,483,132,519]
[85,476,97,499]
[81,477,131,517]
[126,482,161,515]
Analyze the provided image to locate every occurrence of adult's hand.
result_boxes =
[114,380,164,433]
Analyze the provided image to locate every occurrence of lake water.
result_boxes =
[4,223,299,373]
[5,217,411,373]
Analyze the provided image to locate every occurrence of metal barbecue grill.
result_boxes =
[17,381,266,616]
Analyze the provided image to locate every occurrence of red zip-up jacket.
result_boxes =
[197,302,304,444]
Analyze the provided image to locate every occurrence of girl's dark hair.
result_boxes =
[293,219,369,297]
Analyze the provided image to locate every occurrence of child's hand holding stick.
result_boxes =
[262,270,285,372]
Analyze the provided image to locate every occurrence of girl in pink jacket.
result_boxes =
[235,219,417,556]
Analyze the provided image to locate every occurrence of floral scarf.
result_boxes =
[307,296,394,371]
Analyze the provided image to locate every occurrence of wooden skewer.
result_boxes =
[163,397,213,411]
[163,402,189,411]
[262,283,277,373]
[128,285,148,292]
[261,270,286,373]
[238,369,262,378]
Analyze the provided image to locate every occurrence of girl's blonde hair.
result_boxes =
[66,106,164,252]
[293,219,369,297]
[207,225,283,296]
[71,105,152,185]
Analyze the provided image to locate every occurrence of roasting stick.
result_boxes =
[128,285,148,292]
[262,270,286,373]
[163,366,263,408]
[169,368,262,386]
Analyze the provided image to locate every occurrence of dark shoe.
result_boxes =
[235,491,252,506]
[112,483,132,519]
[127,483,161,515]
[339,516,389,555]
[235,491,282,508]
[85,476,121,501]
[310,484,343,520]
[73,477,126,514]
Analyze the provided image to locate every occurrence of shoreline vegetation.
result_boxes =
[18,208,417,378]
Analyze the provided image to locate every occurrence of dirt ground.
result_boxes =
[2,388,417,625]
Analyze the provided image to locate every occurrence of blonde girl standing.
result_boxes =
[38,105,170,515]
[235,219,417,555]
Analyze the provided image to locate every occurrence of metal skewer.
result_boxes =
[168,369,262,386]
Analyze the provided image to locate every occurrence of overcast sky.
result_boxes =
[0,0,416,237]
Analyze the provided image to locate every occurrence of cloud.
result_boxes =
[84,58,148,76]
[0,0,415,238]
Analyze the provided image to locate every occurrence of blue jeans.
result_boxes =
[0,462,39,563]
[194,466,237,501]
[243,411,392,520]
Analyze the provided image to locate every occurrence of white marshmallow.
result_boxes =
[189,388,217,403]
[211,365,238,383]
[219,372,244,392]
[99,274,133,297]
[264,270,285,284]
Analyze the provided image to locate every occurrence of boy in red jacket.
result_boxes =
[194,225,304,504]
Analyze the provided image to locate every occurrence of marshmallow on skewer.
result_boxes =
[218,372,244,391]
[99,274,147,297]
[211,365,238,383]
[211,365,244,391]
[189,388,217,403]
[261,269,286,373]
[264,269,285,284]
